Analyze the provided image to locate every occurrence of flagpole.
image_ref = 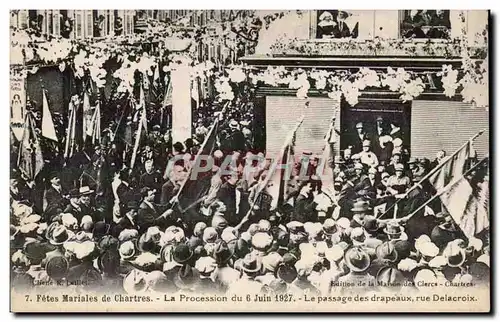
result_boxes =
[171,101,230,208]
[17,111,31,177]
[378,129,485,219]
[383,155,489,224]
[235,114,305,231]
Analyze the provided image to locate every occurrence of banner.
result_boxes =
[10,72,26,141]
[41,90,58,142]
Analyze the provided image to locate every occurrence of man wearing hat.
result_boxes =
[213,241,241,293]
[333,156,346,177]
[359,140,378,167]
[350,122,372,154]
[338,247,375,294]
[228,253,263,296]
[332,10,354,38]
[386,164,411,196]
[63,187,91,222]
[350,199,372,228]
[222,119,245,153]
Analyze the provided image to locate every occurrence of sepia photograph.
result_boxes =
[9,9,490,313]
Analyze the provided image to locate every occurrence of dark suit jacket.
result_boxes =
[332,21,352,38]
[291,194,317,223]
[111,215,137,237]
[116,182,134,208]
[136,201,172,233]
[349,132,372,154]
[216,182,237,220]
[45,186,64,209]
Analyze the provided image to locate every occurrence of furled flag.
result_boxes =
[64,99,78,160]
[88,100,101,145]
[160,73,173,129]
[191,76,200,110]
[151,62,162,100]
[17,112,44,181]
[318,119,336,196]
[82,91,93,142]
[41,90,58,142]
[130,87,148,169]
[439,157,489,239]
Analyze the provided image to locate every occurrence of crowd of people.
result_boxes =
[10,110,490,297]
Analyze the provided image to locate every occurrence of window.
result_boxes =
[93,10,108,37]
[74,11,84,39]
[315,10,359,39]
[400,10,451,39]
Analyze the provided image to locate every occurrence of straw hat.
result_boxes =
[351,200,371,213]
[251,232,274,252]
[241,253,262,274]
[49,225,70,246]
[119,241,137,260]
[123,269,148,294]
[344,247,371,273]
[262,252,283,273]
[195,256,217,276]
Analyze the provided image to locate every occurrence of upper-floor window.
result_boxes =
[400,10,451,39]
[316,10,359,39]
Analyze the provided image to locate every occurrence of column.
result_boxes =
[171,66,192,145]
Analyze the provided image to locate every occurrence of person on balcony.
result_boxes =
[332,10,355,39]
[402,10,429,38]
[317,11,336,39]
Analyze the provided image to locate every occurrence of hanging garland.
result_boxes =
[10,10,488,110]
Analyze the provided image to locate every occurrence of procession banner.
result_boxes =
[10,69,26,141]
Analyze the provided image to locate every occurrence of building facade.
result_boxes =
[241,10,489,160]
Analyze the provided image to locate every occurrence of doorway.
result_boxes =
[340,99,412,154]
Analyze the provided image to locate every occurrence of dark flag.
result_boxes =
[18,112,44,181]
[175,107,223,213]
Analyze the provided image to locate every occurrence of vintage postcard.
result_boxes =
[9,9,490,313]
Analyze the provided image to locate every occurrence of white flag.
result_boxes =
[41,91,58,142]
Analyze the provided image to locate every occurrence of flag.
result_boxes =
[254,116,304,211]
[318,122,335,194]
[162,74,173,109]
[89,100,101,145]
[17,112,44,180]
[130,103,146,170]
[439,157,489,239]
[82,91,92,142]
[139,86,148,136]
[424,205,435,217]
[151,62,163,103]
[176,111,222,213]
[191,76,200,110]
[41,90,58,142]
[64,100,78,159]
[428,140,475,191]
